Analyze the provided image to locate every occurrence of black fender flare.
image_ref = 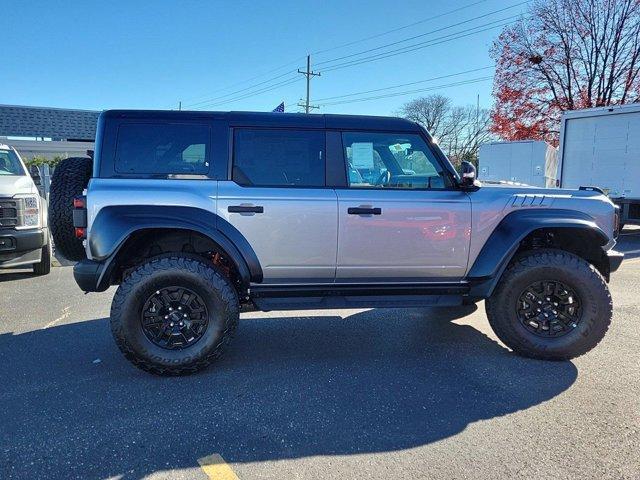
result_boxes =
[89,205,263,286]
[467,209,609,297]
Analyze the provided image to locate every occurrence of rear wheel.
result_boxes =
[49,157,92,261]
[486,249,612,360]
[110,255,239,375]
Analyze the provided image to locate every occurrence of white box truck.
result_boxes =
[478,140,558,188]
[558,103,640,226]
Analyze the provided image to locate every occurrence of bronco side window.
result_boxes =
[232,128,325,187]
[115,123,210,175]
[342,132,451,190]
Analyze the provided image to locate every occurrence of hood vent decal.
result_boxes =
[510,194,552,208]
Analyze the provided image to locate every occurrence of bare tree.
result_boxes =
[398,95,493,166]
[398,95,451,134]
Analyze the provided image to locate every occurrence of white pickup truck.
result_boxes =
[0,143,51,275]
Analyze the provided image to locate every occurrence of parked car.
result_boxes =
[49,110,622,375]
[0,144,51,275]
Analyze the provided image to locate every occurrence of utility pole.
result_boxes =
[298,54,320,113]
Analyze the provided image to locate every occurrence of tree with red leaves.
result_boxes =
[490,0,640,145]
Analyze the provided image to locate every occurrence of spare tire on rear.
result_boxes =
[49,157,93,261]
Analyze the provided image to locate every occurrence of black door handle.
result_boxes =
[228,205,264,214]
[348,207,382,215]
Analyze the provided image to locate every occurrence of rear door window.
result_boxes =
[115,123,210,175]
[232,128,325,187]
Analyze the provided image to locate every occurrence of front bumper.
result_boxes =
[73,258,112,292]
[606,249,624,273]
[0,228,47,268]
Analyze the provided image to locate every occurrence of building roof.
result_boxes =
[0,104,100,140]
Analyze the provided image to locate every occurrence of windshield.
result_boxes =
[0,150,26,176]
[0,149,26,176]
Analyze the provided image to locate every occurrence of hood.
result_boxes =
[0,175,37,197]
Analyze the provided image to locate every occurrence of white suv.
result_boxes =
[0,144,51,275]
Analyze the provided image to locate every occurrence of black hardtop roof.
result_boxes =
[100,109,421,132]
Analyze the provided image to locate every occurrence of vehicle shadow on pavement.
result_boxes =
[0,306,577,479]
[0,271,36,283]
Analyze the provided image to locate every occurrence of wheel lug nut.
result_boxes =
[164,315,168,319]
[170,322,174,327]
[169,307,173,311]
[178,306,182,310]
[183,314,187,318]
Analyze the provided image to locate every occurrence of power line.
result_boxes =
[318,16,522,73]
[192,77,303,109]
[317,76,494,106]
[169,56,306,109]
[314,66,493,102]
[311,0,490,56]
[184,68,299,108]
[167,2,524,110]
[167,2,527,111]
[168,3,526,111]
[314,1,529,67]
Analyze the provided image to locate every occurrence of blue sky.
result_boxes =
[3,0,528,115]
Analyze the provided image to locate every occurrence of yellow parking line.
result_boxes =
[198,453,240,480]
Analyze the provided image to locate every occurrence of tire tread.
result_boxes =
[486,249,612,360]
[110,255,239,375]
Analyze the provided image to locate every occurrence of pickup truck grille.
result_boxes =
[0,199,21,228]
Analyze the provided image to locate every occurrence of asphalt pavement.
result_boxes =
[1,232,639,479]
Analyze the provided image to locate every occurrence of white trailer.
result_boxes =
[558,103,640,226]
[478,140,558,188]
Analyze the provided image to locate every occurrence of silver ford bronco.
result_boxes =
[49,110,623,375]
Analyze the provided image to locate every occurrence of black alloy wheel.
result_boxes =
[141,286,209,350]
[516,280,581,337]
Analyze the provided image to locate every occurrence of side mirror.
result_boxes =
[460,161,479,189]
[29,165,42,186]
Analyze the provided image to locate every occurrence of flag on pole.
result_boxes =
[272,102,285,113]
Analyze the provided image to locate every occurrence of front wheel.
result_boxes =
[486,249,612,360]
[110,255,239,375]
[32,241,52,276]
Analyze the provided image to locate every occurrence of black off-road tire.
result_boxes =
[110,255,239,375]
[32,240,52,276]
[486,249,612,361]
[49,157,92,261]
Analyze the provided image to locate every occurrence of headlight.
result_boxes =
[15,195,40,229]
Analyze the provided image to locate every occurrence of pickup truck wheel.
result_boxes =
[32,241,52,276]
[49,157,92,261]
[110,255,239,375]
[486,249,612,360]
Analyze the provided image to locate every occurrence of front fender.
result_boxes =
[88,205,262,285]
[467,209,609,297]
